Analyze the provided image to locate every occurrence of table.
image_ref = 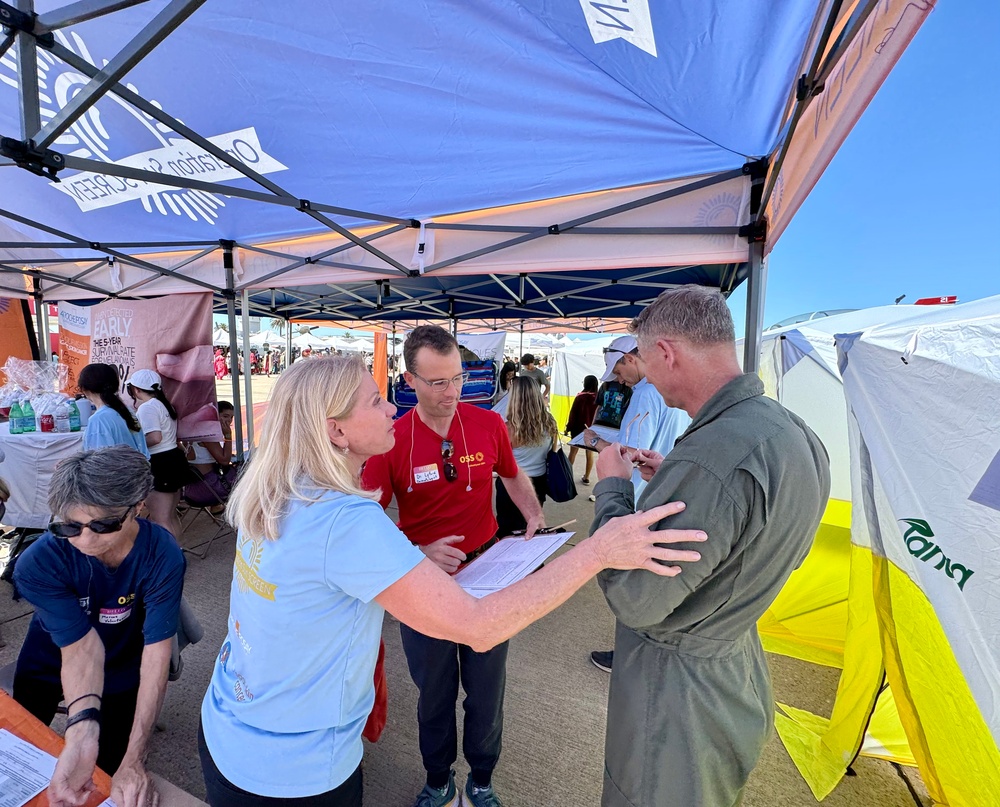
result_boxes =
[0,690,206,806]
[0,423,85,528]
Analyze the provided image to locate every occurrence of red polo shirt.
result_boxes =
[362,403,518,555]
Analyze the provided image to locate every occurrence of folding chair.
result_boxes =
[178,466,234,559]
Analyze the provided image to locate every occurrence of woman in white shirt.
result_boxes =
[496,376,560,537]
[127,368,189,538]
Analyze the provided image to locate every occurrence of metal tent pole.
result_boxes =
[241,289,254,452]
[742,239,768,373]
[285,317,292,367]
[224,262,244,461]
[31,279,49,360]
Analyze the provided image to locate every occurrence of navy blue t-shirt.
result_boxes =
[14,518,186,693]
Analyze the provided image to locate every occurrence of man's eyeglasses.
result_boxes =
[602,347,628,357]
[49,504,138,538]
[441,440,458,482]
[412,372,470,393]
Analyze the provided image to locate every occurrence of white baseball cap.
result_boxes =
[599,335,638,383]
[128,368,162,391]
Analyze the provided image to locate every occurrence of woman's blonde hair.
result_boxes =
[506,376,558,448]
[226,355,377,541]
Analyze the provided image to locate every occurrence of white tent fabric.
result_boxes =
[247,329,284,347]
[211,327,230,346]
[837,296,1000,793]
[746,305,934,501]
[550,335,617,428]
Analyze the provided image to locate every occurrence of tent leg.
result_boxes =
[241,289,254,452]
[32,283,49,361]
[285,317,292,366]
[225,268,244,461]
[519,323,524,358]
[742,239,767,373]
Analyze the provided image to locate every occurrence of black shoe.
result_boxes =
[590,650,613,672]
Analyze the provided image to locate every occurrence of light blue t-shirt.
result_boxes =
[200,491,425,797]
[82,405,150,458]
[617,378,691,499]
[512,439,550,478]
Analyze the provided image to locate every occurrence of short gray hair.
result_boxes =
[48,446,154,517]
[630,285,735,345]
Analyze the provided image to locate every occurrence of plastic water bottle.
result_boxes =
[75,397,92,428]
[9,401,23,434]
[21,400,36,432]
[68,399,82,432]
[55,403,71,433]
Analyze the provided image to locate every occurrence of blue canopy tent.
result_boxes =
[0,0,933,449]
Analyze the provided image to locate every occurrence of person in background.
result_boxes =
[490,360,518,418]
[518,353,549,398]
[77,364,149,458]
[127,369,189,538]
[13,446,185,807]
[583,335,692,673]
[565,374,599,485]
[590,286,829,807]
[186,401,237,505]
[496,377,559,538]
[213,349,228,380]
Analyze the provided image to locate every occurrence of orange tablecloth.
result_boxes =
[0,689,112,807]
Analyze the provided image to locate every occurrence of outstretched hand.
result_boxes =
[420,535,467,574]
[587,501,706,576]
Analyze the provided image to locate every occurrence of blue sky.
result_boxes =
[728,1,1000,334]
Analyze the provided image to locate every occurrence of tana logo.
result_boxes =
[899,518,974,592]
[0,30,286,223]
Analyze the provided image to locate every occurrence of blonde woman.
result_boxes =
[496,376,560,538]
[198,356,706,807]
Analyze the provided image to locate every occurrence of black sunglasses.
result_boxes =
[49,504,138,539]
[441,440,458,483]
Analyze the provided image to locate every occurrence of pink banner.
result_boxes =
[59,293,222,442]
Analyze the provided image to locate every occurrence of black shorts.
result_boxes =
[149,446,193,493]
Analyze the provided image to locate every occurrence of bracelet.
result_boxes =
[65,693,102,711]
[65,707,101,730]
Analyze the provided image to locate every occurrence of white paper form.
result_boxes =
[568,424,619,450]
[454,532,574,597]
[0,728,56,807]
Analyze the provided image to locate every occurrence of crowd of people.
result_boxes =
[4,286,831,807]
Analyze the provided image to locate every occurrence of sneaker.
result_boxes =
[590,650,613,672]
[463,778,505,807]
[413,771,460,807]
[588,494,596,502]
[580,477,590,485]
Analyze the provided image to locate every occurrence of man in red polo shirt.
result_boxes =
[363,325,545,807]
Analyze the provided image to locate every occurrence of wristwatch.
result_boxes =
[590,436,599,447]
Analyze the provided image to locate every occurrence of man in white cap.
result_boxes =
[583,334,690,672]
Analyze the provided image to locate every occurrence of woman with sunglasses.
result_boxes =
[496,376,560,538]
[199,355,706,807]
[12,445,185,807]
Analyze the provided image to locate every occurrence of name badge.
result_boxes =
[414,463,440,484]
[99,606,132,625]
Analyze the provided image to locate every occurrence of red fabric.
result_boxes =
[565,391,598,435]
[363,403,518,556]
[363,640,388,743]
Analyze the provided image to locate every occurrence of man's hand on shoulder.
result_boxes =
[111,758,159,807]
[420,535,467,574]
